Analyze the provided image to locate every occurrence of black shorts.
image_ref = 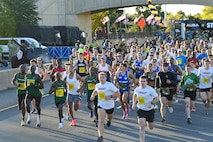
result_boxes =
[160,89,174,101]
[98,106,114,114]
[184,90,196,100]
[18,94,26,110]
[137,109,155,122]
[26,95,42,106]
[55,100,66,108]
[200,88,211,92]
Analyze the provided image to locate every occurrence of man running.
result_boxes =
[49,72,67,129]
[25,65,44,127]
[90,72,120,142]
[132,75,159,142]
[11,64,27,126]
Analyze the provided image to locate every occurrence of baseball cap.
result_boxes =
[101,55,107,60]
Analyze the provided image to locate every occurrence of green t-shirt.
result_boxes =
[86,75,97,96]
[181,73,199,91]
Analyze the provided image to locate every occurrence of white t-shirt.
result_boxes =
[95,81,118,109]
[191,68,198,75]
[197,67,213,89]
[134,85,158,111]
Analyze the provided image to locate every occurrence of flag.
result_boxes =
[146,14,154,25]
[123,18,129,24]
[114,15,126,23]
[137,19,146,29]
[101,16,109,25]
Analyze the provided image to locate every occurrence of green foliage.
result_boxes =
[200,6,213,20]
[0,0,16,37]
[0,0,40,37]
[3,0,40,27]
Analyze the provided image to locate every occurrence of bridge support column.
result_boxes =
[66,12,92,43]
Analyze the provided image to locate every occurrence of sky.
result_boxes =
[124,4,204,15]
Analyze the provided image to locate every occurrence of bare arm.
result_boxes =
[11,73,18,86]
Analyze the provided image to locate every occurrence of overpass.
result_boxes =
[35,0,213,42]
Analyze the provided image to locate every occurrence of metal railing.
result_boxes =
[94,32,155,40]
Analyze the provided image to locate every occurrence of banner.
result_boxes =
[101,16,110,25]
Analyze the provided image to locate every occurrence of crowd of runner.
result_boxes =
[11,36,213,142]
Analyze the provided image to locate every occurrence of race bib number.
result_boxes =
[18,82,26,90]
[138,97,146,105]
[202,78,210,84]
[79,67,85,73]
[68,83,74,90]
[176,59,182,65]
[162,88,169,95]
[120,83,127,90]
[56,88,64,97]
[93,62,97,67]
[27,79,35,86]
[88,83,95,90]
[148,73,155,80]
[98,92,106,101]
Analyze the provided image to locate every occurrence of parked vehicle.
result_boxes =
[0,37,49,68]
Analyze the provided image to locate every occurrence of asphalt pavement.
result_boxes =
[0,83,213,142]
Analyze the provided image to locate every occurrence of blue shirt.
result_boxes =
[118,71,130,93]
[175,55,187,70]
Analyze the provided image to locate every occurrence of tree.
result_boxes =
[2,0,40,27]
[0,0,16,37]
[200,6,213,20]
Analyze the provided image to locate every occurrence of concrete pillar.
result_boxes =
[66,12,92,42]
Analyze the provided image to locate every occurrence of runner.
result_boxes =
[90,72,120,142]
[49,72,67,129]
[25,65,44,127]
[65,64,84,126]
[114,63,135,120]
[197,59,213,115]
[155,62,178,124]
[180,64,199,124]
[83,67,99,126]
[11,64,27,126]
[132,75,159,142]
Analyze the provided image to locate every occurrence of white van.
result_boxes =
[0,37,47,60]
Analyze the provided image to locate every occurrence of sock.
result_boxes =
[27,113,31,120]
[37,115,40,124]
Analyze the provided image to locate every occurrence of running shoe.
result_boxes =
[70,119,77,126]
[168,107,173,113]
[78,101,81,107]
[58,123,63,129]
[187,118,192,124]
[175,99,179,103]
[66,114,71,121]
[36,122,41,127]
[106,121,111,127]
[27,114,31,124]
[21,120,25,126]
[122,113,128,120]
[191,108,196,112]
[116,105,122,109]
[97,136,103,142]
[89,111,93,118]
[161,118,166,124]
